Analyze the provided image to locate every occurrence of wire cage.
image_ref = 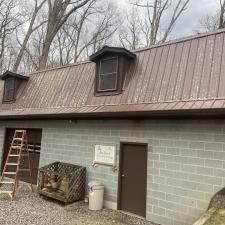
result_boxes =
[38,161,86,204]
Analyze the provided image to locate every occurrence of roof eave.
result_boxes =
[1,108,225,120]
[0,70,29,80]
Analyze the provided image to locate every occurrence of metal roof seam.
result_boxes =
[187,38,200,100]
[1,30,225,117]
[149,46,164,101]
[171,42,185,101]
[196,35,208,99]
[179,39,192,100]
[206,34,216,99]
[215,33,225,98]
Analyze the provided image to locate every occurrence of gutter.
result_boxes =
[1,108,225,120]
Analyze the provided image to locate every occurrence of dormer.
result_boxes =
[90,46,136,96]
[0,70,29,103]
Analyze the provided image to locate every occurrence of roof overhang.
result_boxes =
[89,46,136,62]
[0,70,29,80]
[1,105,225,120]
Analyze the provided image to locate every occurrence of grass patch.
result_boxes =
[204,213,225,225]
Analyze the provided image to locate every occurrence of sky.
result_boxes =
[172,0,218,37]
[116,0,219,39]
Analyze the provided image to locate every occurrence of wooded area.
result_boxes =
[199,0,225,32]
[0,0,223,74]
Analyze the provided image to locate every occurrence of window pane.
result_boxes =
[5,78,14,89]
[5,89,14,101]
[4,78,14,101]
[100,58,117,75]
[99,73,117,90]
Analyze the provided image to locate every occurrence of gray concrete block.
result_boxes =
[205,142,223,151]
[1,119,225,225]
[153,206,166,216]
[190,141,205,149]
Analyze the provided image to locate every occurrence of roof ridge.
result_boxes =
[133,28,225,53]
[28,28,225,75]
[29,59,92,75]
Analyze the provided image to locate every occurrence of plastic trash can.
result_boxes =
[88,181,104,210]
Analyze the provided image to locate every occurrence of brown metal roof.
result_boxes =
[2,29,225,119]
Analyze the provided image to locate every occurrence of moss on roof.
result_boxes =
[204,213,225,225]
[194,209,225,225]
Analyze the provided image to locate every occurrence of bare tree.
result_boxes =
[0,0,20,73]
[13,0,47,72]
[0,0,192,73]
[219,0,225,29]
[30,27,46,71]
[198,14,219,32]
[66,0,98,63]
[38,0,91,70]
[119,8,142,50]
[48,0,119,66]
[17,18,47,72]
[84,1,120,56]
[129,0,190,46]
[198,0,225,32]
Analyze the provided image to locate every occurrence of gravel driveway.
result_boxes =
[0,188,156,225]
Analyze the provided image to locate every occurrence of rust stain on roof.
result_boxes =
[1,29,225,118]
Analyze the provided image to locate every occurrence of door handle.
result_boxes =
[121,174,125,177]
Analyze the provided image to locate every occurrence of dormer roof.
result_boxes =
[0,70,29,80]
[89,46,136,62]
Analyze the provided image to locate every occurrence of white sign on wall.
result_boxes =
[93,145,116,166]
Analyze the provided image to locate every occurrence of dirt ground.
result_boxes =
[0,188,156,225]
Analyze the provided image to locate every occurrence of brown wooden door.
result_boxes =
[119,143,147,217]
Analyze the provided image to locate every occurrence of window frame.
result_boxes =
[3,77,15,103]
[97,56,119,92]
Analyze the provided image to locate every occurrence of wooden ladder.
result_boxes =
[0,130,33,200]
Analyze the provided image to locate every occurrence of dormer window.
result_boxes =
[98,57,118,91]
[90,46,136,96]
[1,70,29,103]
[4,77,15,102]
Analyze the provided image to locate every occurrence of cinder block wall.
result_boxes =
[0,119,225,225]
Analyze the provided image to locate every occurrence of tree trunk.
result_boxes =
[13,25,34,72]
[38,5,57,70]
[13,0,46,72]
[38,35,53,70]
[38,0,91,70]
[219,0,225,29]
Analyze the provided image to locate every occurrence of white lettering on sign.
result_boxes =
[94,145,116,165]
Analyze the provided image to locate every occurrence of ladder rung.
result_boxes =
[15,130,25,132]
[6,163,18,166]
[9,154,19,157]
[0,181,14,184]
[3,172,16,175]
[19,169,30,171]
[13,138,23,141]
[11,146,22,149]
[0,191,13,194]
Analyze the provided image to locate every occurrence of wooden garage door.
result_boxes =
[118,143,147,217]
[1,128,42,185]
